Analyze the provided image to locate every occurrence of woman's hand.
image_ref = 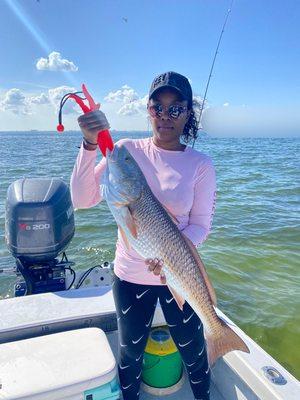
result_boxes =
[77,110,110,145]
[145,258,166,284]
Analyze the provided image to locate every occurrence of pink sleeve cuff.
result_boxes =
[181,224,209,247]
[70,143,106,209]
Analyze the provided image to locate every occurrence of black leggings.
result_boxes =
[112,273,211,400]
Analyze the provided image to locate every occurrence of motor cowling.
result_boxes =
[5,178,75,263]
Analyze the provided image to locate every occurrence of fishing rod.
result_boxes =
[192,0,234,148]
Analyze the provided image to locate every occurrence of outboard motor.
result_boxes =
[5,178,75,296]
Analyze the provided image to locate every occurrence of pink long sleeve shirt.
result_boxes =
[70,137,217,285]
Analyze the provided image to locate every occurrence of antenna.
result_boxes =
[192,0,234,148]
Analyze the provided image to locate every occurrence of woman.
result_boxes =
[70,71,217,400]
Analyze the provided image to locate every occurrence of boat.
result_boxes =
[0,177,299,399]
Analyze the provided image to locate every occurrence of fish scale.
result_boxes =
[129,186,216,327]
[102,143,250,365]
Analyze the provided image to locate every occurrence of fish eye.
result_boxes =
[125,156,130,161]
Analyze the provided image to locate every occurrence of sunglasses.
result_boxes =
[147,103,188,120]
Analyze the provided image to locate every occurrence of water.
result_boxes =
[0,131,299,379]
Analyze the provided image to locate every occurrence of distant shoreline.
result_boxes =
[0,130,148,134]
[0,131,298,138]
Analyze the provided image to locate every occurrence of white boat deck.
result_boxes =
[0,285,299,399]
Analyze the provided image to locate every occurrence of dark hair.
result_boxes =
[182,106,199,144]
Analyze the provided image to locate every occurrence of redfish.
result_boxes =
[101,143,249,365]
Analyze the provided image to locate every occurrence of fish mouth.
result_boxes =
[106,147,117,162]
[106,148,112,158]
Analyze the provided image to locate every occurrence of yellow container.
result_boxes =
[142,326,184,394]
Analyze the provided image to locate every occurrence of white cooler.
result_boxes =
[0,328,120,400]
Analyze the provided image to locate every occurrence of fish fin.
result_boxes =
[161,205,179,225]
[182,234,217,307]
[113,200,127,208]
[118,224,131,250]
[123,207,137,238]
[206,317,250,366]
[167,284,185,310]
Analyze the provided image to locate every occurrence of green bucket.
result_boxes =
[142,326,183,389]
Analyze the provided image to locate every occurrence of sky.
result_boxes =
[0,0,299,137]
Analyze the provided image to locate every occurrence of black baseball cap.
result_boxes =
[149,71,193,107]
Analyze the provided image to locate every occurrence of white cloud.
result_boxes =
[0,86,82,120]
[117,95,148,116]
[29,92,50,105]
[36,51,78,72]
[104,85,139,104]
[48,86,79,114]
[103,86,206,118]
[193,95,205,109]
[0,88,30,114]
[1,82,298,136]
[0,85,88,130]
[103,84,147,117]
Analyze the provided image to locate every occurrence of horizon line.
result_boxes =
[0,130,298,139]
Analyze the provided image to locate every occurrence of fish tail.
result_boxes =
[206,317,250,366]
